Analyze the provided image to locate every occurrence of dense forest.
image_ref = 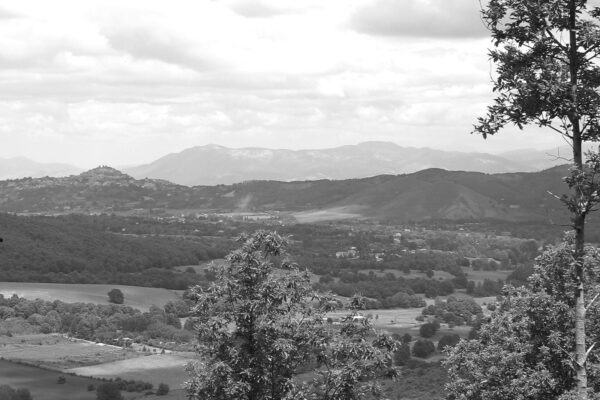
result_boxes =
[0,213,229,289]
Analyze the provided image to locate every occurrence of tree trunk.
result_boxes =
[570,0,588,396]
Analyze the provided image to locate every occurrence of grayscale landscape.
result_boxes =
[1,1,600,400]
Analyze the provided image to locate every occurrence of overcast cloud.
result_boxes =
[0,0,566,168]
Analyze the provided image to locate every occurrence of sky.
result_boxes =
[0,0,570,168]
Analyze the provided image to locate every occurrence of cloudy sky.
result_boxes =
[0,0,568,168]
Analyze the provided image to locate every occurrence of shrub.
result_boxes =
[107,289,124,305]
[412,339,435,358]
[419,322,439,338]
[157,383,169,396]
[57,376,66,384]
[394,343,412,366]
[96,382,123,400]
[437,334,461,351]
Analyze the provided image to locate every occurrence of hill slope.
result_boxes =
[0,165,571,223]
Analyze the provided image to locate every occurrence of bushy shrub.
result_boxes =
[412,339,435,358]
[437,334,460,351]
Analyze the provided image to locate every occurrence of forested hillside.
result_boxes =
[0,213,228,288]
[0,165,575,223]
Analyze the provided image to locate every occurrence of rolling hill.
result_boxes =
[0,164,572,223]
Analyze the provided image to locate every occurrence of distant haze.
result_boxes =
[125,141,570,186]
[3,141,578,184]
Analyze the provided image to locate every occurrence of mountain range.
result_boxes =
[0,157,82,180]
[0,164,572,223]
[2,142,576,185]
[124,141,572,186]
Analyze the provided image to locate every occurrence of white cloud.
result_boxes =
[0,0,568,168]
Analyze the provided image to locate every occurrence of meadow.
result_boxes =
[0,282,183,311]
[65,353,194,389]
[0,334,140,370]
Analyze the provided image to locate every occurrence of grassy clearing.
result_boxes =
[65,353,195,389]
[0,334,141,370]
[0,282,183,311]
[0,359,141,400]
[292,206,365,223]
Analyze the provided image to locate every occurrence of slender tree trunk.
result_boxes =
[570,1,587,395]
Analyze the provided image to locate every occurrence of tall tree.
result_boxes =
[475,1,600,397]
[185,231,397,400]
[445,238,600,399]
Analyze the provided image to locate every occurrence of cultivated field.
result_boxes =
[65,353,195,389]
[0,282,183,311]
[292,206,365,223]
[0,359,142,400]
[0,334,141,370]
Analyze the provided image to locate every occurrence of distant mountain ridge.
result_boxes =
[0,157,82,180]
[124,142,565,186]
[0,164,572,223]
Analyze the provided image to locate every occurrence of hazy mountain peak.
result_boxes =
[124,142,555,186]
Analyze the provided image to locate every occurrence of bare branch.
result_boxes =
[586,293,600,313]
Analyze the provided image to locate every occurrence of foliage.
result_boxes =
[422,297,482,326]
[444,240,600,399]
[107,289,124,305]
[412,340,435,359]
[474,0,600,395]
[419,321,440,338]
[0,213,227,289]
[0,385,33,400]
[0,294,194,345]
[394,342,412,366]
[96,382,123,400]
[156,383,169,396]
[437,334,460,351]
[185,230,398,400]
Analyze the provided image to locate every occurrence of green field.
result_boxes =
[65,353,194,389]
[0,334,140,370]
[0,359,143,400]
[0,283,183,311]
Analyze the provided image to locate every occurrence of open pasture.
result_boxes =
[0,282,183,311]
[292,206,365,223]
[0,334,140,370]
[327,307,423,331]
[0,359,142,400]
[65,353,194,389]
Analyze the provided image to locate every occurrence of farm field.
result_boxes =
[0,282,183,311]
[0,359,143,400]
[65,353,195,389]
[292,206,365,223]
[0,334,141,370]
[327,307,423,331]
